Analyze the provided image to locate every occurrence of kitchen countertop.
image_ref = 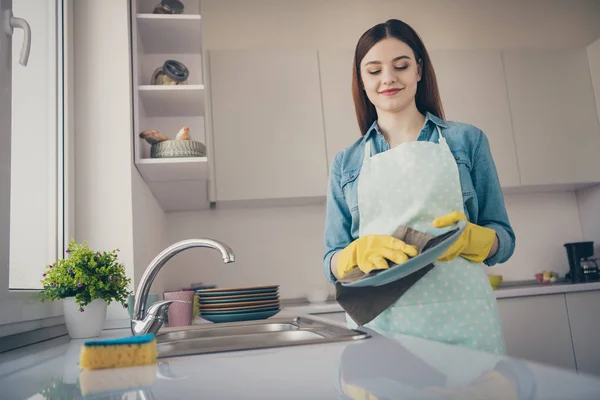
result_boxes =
[283,280,600,315]
[1,310,600,399]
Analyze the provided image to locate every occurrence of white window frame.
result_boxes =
[0,0,74,334]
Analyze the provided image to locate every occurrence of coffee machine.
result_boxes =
[564,241,600,283]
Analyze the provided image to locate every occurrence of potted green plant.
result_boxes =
[39,240,132,338]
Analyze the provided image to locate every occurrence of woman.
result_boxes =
[323,18,516,355]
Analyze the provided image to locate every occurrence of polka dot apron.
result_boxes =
[346,125,506,355]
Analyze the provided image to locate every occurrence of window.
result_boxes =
[0,0,71,327]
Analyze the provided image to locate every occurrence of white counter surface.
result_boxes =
[1,310,600,399]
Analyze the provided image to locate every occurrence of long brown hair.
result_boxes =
[351,19,445,135]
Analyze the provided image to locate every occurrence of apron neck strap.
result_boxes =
[362,124,446,163]
[363,140,372,163]
[436,125,445,141]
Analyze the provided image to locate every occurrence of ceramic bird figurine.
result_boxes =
[175,126,191,140]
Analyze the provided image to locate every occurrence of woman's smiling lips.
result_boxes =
[379,88,403,96]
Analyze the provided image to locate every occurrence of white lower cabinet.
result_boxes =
[497,294,577,371]
[311,292,600,376]
[565,291,600,377]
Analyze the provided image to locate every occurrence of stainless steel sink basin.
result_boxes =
[154,316,369,358]
[156,322,298,342]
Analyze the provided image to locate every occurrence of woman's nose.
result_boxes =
[381,68,397,85]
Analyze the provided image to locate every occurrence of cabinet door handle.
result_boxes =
[3,9,31,66]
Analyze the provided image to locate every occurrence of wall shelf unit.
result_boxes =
[130,0,213,212]
[138,85,205,117]
[136,14,203,54]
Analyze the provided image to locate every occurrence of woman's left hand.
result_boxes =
[433,211,497,263]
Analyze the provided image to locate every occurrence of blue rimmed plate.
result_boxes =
[200,305,280,316]
[196,285,279,297]
[201,308,281,323]
[198,294,279,304]
[341,220,467,288]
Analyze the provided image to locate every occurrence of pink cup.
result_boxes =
[163,291,195,327]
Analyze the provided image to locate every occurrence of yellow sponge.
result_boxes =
[79,333,157,370]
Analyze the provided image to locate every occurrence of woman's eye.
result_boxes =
[394,65,408,71]
[367,70,381,75]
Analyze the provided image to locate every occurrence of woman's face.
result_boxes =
[360,37,422,114]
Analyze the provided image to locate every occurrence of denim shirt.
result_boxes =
[323,112,516,283]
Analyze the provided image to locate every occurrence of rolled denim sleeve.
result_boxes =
[323,152,354,283]
[471,130,516,266]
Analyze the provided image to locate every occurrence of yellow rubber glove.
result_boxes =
[337,235,419,279]
[433,211,496,263]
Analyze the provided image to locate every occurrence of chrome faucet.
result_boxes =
[130,238,235,336]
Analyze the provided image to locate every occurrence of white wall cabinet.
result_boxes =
[318,49,362,168]
[503,49,600,187]
[431,49,521,188]
[588,38,600,124]
[497,294,577,371]
[208,49,329,203]
[565,291,600,376]
[129,24,600,209]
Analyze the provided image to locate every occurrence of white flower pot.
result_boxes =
[62,297,107,339]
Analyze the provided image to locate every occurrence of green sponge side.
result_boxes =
[83,333,155,347]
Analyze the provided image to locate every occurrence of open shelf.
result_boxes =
[136,14,203,54]
[138,85,205,117]
[131,0,211,212]
[136,157,210,212]
[137,157,208,182]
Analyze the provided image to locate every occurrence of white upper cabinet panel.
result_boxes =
[430,49,521,188]
[587,37,600,125]
[209,49,329,202]
[318,49,362,168]
[503,49,600,186]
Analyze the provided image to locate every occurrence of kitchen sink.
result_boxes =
[156,322,299,342]
[154,316,369,358]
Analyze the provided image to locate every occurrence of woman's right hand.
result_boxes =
[336,235,419,279]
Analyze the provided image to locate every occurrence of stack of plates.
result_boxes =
[196,285,280,323]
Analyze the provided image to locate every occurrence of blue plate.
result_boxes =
[341,220,467,288]
[198,294,279,304]
[201,308,281,323]
[200,305,280,316]
[196,287,278,297]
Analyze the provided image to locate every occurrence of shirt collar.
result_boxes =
[362,111,448,143]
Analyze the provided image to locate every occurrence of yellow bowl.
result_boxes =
[488,275,503,290]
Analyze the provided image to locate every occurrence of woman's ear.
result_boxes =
[417,59,423,82]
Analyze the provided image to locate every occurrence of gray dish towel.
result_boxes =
[335,226,458,326]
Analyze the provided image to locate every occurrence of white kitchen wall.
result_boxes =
[131,171,168,294]
[155,0,600,298]
[486,192,586,279]
[576,184,600,255]
[163,205,334,299]
[69,0,176,322]
[73,0,137,320]
[160,191,588,297]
